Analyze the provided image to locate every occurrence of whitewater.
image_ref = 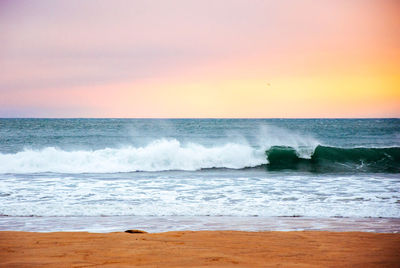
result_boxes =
[0,139,267,173]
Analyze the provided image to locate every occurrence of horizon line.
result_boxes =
[0,117,399,120]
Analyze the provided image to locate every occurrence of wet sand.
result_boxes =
[0,231,399,267]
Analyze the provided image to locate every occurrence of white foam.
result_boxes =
[0,173,398,218]
[0,139,267,173]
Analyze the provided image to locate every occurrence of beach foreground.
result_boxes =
[0,231,399,267]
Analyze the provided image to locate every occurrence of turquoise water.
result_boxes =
[0,119,399,232]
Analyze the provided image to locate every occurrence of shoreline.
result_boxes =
[1,215,399,233]
[1,230,399,267]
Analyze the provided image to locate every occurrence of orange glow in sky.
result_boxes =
[0,0,399,117]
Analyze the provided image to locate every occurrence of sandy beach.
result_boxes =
[1,231,399,267]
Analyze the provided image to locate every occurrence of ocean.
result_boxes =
[0,118,399,232]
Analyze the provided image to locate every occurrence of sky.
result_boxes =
[0,0,399,118]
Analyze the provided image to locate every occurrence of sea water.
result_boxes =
[0,119,399,232]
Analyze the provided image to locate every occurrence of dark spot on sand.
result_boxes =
[125,229,148,234]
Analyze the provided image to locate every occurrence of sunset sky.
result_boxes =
[0,0,399,118]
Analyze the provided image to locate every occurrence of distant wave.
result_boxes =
[266,145,400,173]
[0,139,399,173]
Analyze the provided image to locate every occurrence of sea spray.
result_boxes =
[255,125,320,158]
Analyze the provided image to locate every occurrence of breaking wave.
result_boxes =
[0,139,266,173]
[0,138,398,174]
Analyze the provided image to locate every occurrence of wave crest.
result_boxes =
[0,139,266,173]
[1,137,399,174]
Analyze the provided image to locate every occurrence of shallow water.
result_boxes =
[0,216,399,233]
